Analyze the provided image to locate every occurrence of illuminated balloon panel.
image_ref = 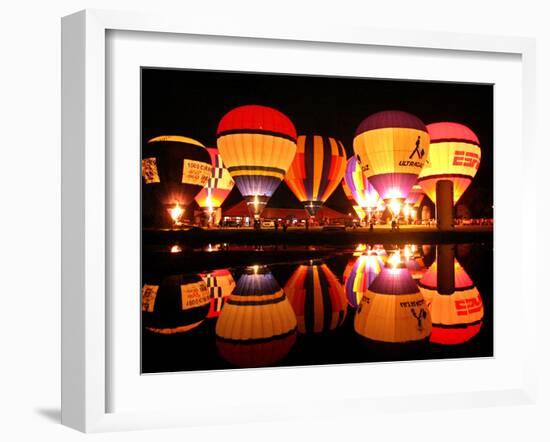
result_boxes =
[354,266,432,343]
[418,122,481,205]
[141,274,210,335]
[199,269,236,319]
[285,135,347,216]
[419,259,484,345]
[343,156,380,209]
[194,148,235,209]
[215,266,297,367]
[285,262,347,334]
[216,105,297,217]
[353,111,430,201]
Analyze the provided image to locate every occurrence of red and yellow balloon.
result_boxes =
[217,105,297,218]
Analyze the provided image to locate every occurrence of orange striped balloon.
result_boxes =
[285,135,347,216]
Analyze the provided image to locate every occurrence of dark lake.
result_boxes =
[141,242,493,373]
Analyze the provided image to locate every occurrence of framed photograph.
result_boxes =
[61,9,537,433]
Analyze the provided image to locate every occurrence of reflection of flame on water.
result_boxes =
[170,245,182,254]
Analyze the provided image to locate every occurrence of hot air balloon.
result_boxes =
[284,261,347,333]
[419,258,484,345]
[216,105,297,218]
[343,156,381,221]
[284,135,347,217]
[354,252,431,343]
[142,274,210,334]
[215,266,297,367]
[193,148,235,222]
[353,111,430,218]
[417,122,481,205]
[198,269,236,319]
[344,253,383,307]
[142,135,212,228]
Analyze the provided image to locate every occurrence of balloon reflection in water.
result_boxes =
[215,266,297,367]
[199,269,236,319]
[141,274,210,334]
[344,253,383,308]
[419,258,484,345]
[354,254,432,343]
[284,261,347,334]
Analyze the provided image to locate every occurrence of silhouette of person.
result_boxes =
[409,136,423,160]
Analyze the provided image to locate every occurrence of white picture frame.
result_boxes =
[61,9,537,433]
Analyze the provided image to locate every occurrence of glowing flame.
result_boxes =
[170,245,182,254]
[388,199,402,217]
[403,204,411,218]
[168,202,184,226]
[252,264,259,274]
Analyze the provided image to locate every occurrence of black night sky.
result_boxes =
[142,68,493,217]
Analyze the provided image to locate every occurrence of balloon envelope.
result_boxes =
[285,135,347,216]
[216,105,297,217]
[418,122,481,205]
[194,148,235,210]
[353,111,430,201]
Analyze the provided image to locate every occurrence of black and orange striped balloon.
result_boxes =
[284,135,347,216]
[285,262,348,334]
